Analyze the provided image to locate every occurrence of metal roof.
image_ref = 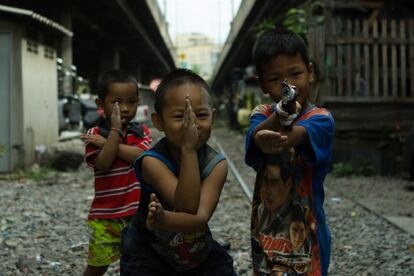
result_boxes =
[0,4,73,37]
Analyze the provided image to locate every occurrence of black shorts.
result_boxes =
[120,225,237,276]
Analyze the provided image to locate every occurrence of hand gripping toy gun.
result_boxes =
[280,79,298,130]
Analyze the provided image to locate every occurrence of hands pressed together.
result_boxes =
[80,102,121,147]
[111,102,122,130]
[182,96,199,151]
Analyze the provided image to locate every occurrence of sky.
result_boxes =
[157,0,242,45]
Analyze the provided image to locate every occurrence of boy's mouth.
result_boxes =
[121,117,130,124]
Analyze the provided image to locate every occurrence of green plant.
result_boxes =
[0,166,53,181]
[252,18,276,38]
[283,1,325,37]
[283,8,307,35]
[332,163,355,177]
[252,1,325,42]
[357,160,374,176]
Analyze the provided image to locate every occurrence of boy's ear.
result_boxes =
[257,77,268,95]
[211,108,217,124]
[151,112,163,131]
[308,63,315,83]
[95,98,103,109]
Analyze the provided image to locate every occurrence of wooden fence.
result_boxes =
[309,18,414,100]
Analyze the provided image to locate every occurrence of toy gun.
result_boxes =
[280,79,298,130]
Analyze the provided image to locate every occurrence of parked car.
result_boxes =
[58,95,103,134]
[58,96,82,134]
[80,98,103,131]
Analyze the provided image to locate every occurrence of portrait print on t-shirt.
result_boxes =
[251,149,318,275]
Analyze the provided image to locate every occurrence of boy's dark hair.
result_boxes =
[96,69,139,100]
[291,204,306,224]
[154,68,212,116]
[252,27,310,78]
[264,150,295,183]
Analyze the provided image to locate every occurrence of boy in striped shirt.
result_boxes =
[81,70,152,276]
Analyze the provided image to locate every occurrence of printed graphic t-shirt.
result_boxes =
[245,104,334,276]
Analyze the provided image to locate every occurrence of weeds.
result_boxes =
[0,166,53,182]
[332,161,374,177]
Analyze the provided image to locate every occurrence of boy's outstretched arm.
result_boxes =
[81,128,151,163]
[144,160,228,233]
[253,112,307,150]
[116,145,146,163]
[245,105,307,163]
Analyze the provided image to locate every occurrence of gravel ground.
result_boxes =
[1,126,413,275]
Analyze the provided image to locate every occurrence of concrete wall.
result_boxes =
[0,20,24,171]
[21,36,59,166]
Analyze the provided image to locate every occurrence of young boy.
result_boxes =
[120,69,236,275]
[245,27,335,276]
[81,70,152,276]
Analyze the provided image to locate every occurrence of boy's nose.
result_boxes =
[119,103,128,112]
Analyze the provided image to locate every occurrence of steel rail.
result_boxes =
[211,135,253,201]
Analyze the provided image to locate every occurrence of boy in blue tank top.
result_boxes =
[121,69,236,275]
[245,27,335,275]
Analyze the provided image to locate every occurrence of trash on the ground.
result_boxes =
[70,241,88,251]
[330,197,342,203]
[48,261,61,267]
[4,237,21,248]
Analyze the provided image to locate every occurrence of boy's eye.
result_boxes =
[197,113,209,118]
[291,71,302,77]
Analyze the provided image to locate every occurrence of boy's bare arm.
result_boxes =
[253,110,307,153]
[149,161,228,232]
[117,144,146,163]
[175,147,200,213]
[142,157,179,206]
[174,97,201,214]
[80,135,146,163]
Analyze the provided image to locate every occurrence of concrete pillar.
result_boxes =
[134,66,142,83]
[61,12,73,96]
[100,47,120,72]
[61,12,73,68]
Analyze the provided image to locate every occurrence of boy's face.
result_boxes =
[258,53,314,109]
[96,82,139,128]
[152,83,214,150]
[261,164,291,211]
[290,221,306,251]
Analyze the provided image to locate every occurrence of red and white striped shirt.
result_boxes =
[85,123,152,219]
